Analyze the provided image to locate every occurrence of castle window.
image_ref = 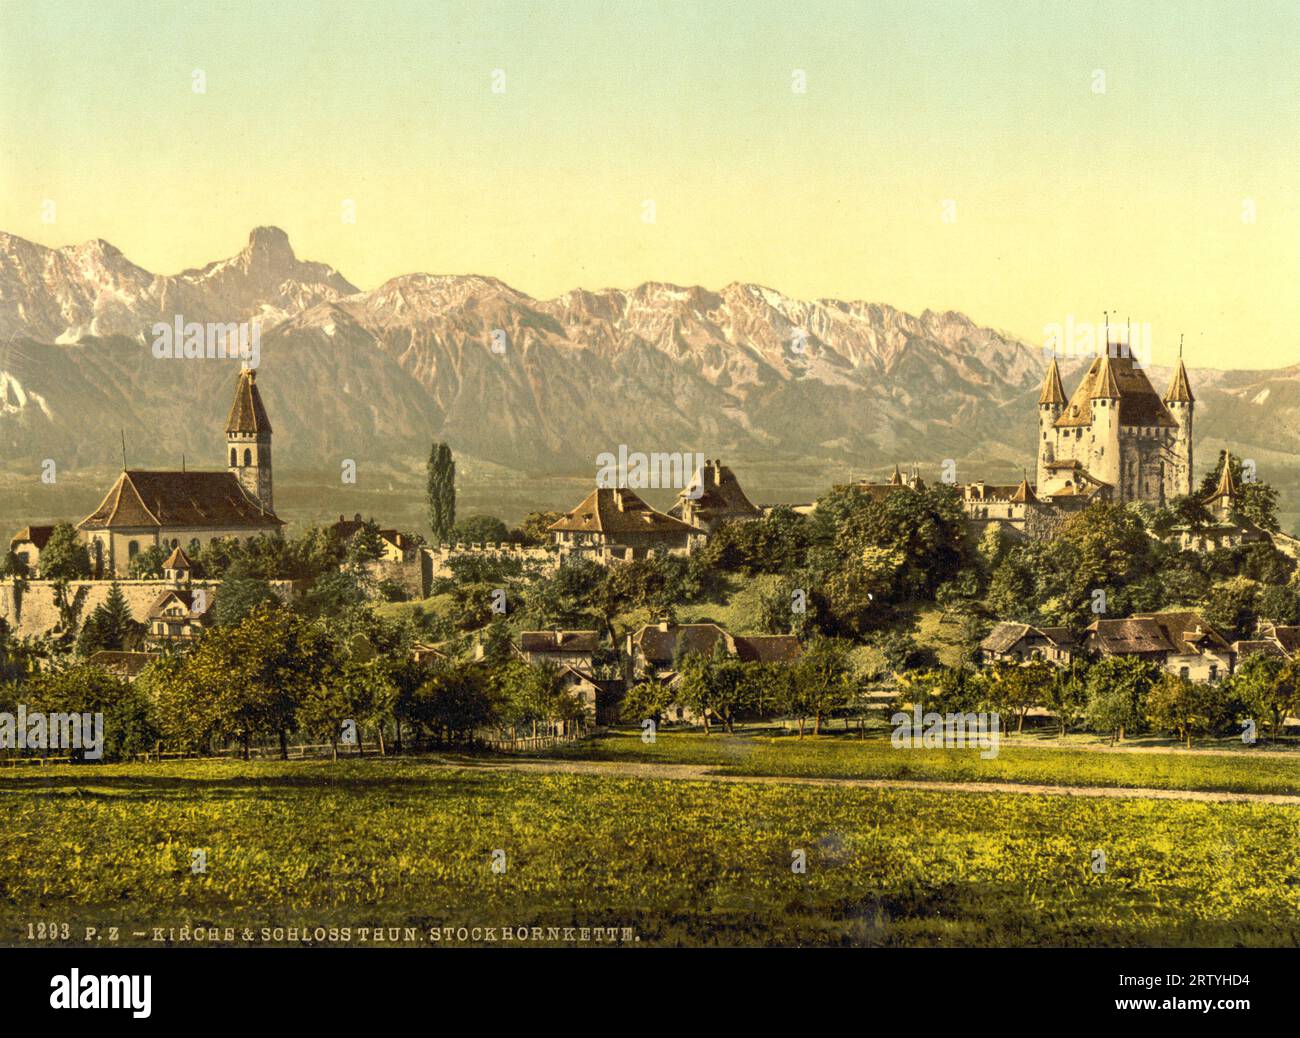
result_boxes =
[230,448,237,466]
[128,540,140,559]
[243,448,252,466]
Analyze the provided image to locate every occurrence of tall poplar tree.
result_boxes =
[427,441,456,544]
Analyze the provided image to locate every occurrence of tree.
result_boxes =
[213,564,281,626]
[1046,659,1089,737]
[27,662,159,762]
[127,544,167,579]
[39,523,91,581]
[1084,656,1159,742]
[1147,671,1214,748]
[427,442,456,543]
[516,511,563,546]
[793,637,855,737]
[985,660,1052,734]
[76,583,143,656]
[451,515,510,545]
[345,519,387,567]
[1232,654,1300,742]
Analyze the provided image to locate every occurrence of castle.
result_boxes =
[1036,345,1194,506]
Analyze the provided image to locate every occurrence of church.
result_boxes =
[78,368,283,577]
[1036,344,1194,506]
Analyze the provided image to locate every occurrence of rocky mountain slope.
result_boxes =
[0,227,1294,512]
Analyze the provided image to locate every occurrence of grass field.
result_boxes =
[2,756,1298,947]
[545,728,1300,796]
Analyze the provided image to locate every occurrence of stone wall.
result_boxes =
[0,579,295,639]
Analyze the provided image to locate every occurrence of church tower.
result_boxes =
[1163,348,1195,499]
[1036,358,1067,488]
[225,368,273,513]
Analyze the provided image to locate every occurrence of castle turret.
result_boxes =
[1036,358,1067,487]
[1089,352,1122,491]
[1204,452,1238,520]
[225,368,273,513]
[1164,352,1195,498]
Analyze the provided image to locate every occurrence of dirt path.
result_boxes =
[455,757,1300,806]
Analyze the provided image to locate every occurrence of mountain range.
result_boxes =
[1,226,1296,523]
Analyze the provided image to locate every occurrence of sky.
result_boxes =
[2,0,1297,369]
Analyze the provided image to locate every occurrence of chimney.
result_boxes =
[614,489,625,511]
[658,620,670,633]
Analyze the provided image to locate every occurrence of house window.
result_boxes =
[1179,666,1190,679]
[1209,664,1218,681]
[128,540,140,559]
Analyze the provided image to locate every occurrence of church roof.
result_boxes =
[548,487,696,536]
[1038,359,1067,406]
[225,368,272,435]
[1055,351,1178,429]
[1164,358,1195,403]
[78,470,284,531]
[888,463,904,486]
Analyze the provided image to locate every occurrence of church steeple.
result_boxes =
[226,368,273,513]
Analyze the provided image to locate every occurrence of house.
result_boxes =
[330,514,420,563]
[86,650,160,682]
[9,526,55,577]
[668,459,762,533]
[77,369,283,576]
[144,551,215,646]
[516,630,600,671]
[1233,623,1300,662]
[980,622,1079,667]
[627,621,802,682]
[548,487,695,560]
[1084,611,1234,682]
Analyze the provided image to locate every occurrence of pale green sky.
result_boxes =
[2,0,1297,368]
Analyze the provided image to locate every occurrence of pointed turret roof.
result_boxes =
[1038,359,1067,406]
[1164,357,1195,403]
[163,545,193,571]
[888,463,904,486]
[1090,353,1121,399]
[1009,477,1039,504]
[1205,453,1239,505]
[225,368,272,435]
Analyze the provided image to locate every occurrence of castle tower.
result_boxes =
[1036,358,1067,487]
[1089,352,1122,492]
[225,368,273,513]
[1163,349,1195,499]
